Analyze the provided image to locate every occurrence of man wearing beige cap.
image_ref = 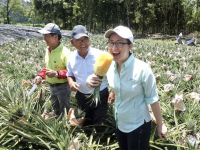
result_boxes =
[34,23,71,117]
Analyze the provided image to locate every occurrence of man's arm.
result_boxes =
[57,70,68,79]
[34,66,46,85]
[57,49,70,79]
[37,66,46,79]
[67,76,79,92]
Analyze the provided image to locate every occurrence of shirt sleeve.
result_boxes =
[58,47,70,79]
[66,58,74,77]
[63,49,70,66]
[142,65,159,104]
[57,70,68,79]
[38,66,46,79]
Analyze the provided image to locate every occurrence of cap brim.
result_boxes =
[104,30,117,39]
[104,29,133,43]
[38,29,51,34]
[73,33,89,39]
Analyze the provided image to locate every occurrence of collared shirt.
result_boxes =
[67,47,107,94]
[44,43,70,84]
[105,53,159,133]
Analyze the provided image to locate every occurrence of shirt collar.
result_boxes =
[114,53,134,69]
[76,47,91,58]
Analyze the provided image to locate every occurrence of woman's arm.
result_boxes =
[108,89,115,105]
[151,101,167,140]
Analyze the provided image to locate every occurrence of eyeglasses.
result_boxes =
[75,37,89,43]
[107,41,129,48]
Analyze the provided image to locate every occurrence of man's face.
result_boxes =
[43,34,58,48]
[71,36,90,54]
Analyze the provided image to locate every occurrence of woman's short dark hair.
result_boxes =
[50,33,62,41]
[127,39,132,45]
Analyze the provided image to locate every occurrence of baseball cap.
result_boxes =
[104,26,134,43]
[71,25,89,39]
[38,23,61,35]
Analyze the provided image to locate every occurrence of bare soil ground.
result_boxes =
[0,24,71,45]
[1,24,199,45]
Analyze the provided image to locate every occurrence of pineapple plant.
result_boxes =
[0,32,199,149]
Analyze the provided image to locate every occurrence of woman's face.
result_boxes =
[108,33,132,64]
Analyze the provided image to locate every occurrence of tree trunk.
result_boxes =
[89,16,92,32]
[164,1,166,34]
[6,0,10,24]
[70,2,73,30]
[196,0,199,31]
[142,0,145,34]
[32,10,35,27]
[125,0,130,28]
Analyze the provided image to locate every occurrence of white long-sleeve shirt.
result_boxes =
[67,47,107,94]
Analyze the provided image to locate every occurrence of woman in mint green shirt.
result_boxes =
[86,26,167,150]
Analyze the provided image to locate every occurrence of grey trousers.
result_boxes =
[49,82,71,117]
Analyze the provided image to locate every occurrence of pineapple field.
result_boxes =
[0,25,200,149]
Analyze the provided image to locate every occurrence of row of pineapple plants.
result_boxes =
[0,35,199,149]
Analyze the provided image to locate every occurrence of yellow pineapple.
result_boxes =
[93,52,113,106]
[94,52,113,78]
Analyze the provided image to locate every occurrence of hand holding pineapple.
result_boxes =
[86,52,113,106]
[86,75,115,105]
[86,74,102,88]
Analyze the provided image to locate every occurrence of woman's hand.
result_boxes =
[150,101,167,140]
[108,90,115,105]
[157,123,167,140]
[86,74,102,88]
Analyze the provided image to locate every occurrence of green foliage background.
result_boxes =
[1,0,200,34]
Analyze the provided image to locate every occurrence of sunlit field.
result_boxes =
[0,35,199,149]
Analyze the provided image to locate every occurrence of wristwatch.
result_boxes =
[55,71,58,78]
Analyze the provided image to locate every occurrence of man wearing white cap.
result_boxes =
[67,25,115,133]
[34,23,71,117]
[86,25,167,149]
